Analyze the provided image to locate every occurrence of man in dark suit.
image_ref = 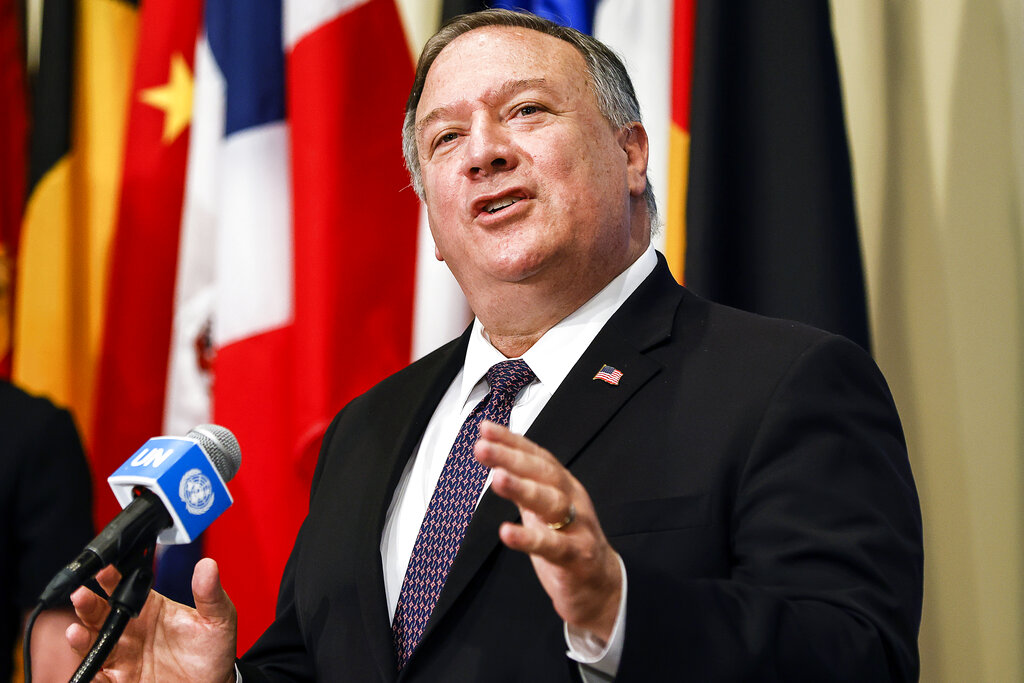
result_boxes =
[1,381,94,681]
[69,10,922,681]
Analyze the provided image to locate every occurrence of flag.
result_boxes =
[444,1,597,33]
[90,0,203,598]
[663,0,695,279]
[684,1,871,349]
[408,1,472,360]
[593,364,623,385]
[13,0,138,439]
[441,0,486,20]
[491,0,597,32]
[591,0,681,275]
[0,0,29,378]
[162,0,292,647]
[91,0,202,532]
[168,0,422,649]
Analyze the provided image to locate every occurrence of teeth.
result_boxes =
[483,196,520,214]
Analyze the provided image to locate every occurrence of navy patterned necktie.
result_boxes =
[391,359,536,670]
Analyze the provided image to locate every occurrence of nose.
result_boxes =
[464,116,517,179]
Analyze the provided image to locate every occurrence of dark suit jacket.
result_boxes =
[0,382,94,682]
[239,257,922,681]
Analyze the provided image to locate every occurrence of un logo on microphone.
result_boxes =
[179,468,215,515]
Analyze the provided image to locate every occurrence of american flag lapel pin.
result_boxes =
[593,364,623,386]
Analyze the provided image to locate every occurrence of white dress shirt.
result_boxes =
[379,245,656,679]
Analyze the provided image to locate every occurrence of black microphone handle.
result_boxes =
[37,490,171,608]
[85,489,172,564]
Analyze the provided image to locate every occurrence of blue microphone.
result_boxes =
[37,424,241,608]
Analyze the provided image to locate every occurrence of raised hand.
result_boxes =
[474,420,622,641]
[66,558,237,683]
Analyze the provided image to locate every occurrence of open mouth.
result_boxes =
[473,190,530,218]
[482,196,522,214]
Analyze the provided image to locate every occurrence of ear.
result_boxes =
[618,122,649,197]
[424,211,445,262]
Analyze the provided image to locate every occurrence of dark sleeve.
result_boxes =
[618,335,923,681]
[14,405,94,608]
[236,410,344,682]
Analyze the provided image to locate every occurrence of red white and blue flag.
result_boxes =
[593,364,624,386]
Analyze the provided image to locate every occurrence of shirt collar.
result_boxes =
[459,244,657,406]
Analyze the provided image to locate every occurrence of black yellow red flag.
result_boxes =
[13,0,139,436]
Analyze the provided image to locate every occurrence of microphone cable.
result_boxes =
[23,578,109,683]
[69,541,156,683]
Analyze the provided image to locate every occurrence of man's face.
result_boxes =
[415,26,649,304]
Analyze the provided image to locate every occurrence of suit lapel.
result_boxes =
[354,331,471,681]
[420,256,683,647]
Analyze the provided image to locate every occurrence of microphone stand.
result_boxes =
[69,539,157,682]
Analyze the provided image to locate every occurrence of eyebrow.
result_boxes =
[416,78,551,136]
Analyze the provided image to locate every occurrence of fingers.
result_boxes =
[477,420,548,463]
[498,519,577,563]
[192,558,236,624]
[474,420,606,563]
[95,564,123,597]
[68,566,124,662]
[70,583,110,632]
[475,422,622,639]
[66,620,94,654]
[67,587,106,662]
[64,620,118,683]
[476,421,573,526]
[491,466,571,526]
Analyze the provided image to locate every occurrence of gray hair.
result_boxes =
[402,9,658,232]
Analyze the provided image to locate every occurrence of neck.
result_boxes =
[474,242,648,358]
[473,283,583,357]
[485,329,548,359]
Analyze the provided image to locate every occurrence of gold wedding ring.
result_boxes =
[547,503,576,531]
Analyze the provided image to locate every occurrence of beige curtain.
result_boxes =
[833,1,1024,680]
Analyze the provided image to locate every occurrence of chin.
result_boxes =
[486,244,554,283]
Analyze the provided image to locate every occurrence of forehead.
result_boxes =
[417,26,590,116]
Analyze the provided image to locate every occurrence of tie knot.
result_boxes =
[485,359,535,400]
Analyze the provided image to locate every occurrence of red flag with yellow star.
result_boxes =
[90,0,202,527]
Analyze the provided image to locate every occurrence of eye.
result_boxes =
[515,104,542,117]
[435,131,459,148]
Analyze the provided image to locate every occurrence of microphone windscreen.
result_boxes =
[187,424,241,482]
